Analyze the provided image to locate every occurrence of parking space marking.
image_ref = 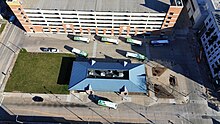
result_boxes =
[92,40,98,58]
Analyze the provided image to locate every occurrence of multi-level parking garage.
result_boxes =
[6,0,183,36]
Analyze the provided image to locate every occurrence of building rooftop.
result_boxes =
[212,0,220,10]
[68,61,147,93]
[20,0,172,13]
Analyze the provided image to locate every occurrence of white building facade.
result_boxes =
[200,11,220,79]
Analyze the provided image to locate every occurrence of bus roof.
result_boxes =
[150,40,169,44]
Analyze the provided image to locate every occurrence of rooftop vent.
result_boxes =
[123,61,128,67]
[91,60,96,66]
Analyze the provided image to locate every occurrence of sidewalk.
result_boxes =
[0,24,22,105]
[145,60,190,104]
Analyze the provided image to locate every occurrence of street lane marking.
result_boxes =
[92,40,97,58]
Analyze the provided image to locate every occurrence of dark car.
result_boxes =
[32,96,44,102]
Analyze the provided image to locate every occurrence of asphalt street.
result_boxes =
[0,9,219,123]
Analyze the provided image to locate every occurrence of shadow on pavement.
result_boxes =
[67,34,74,40]
[1,105,145,123]
[94,34,102,41]
[1,1,25,31]
[88,94,112,104]
[0,105,101,123]
[208,102,219,112]
[57,57,75,85]
[118,36,128,43]
[212,118,220,124]
[115,49,127,57]
[140,0,170,13]
[39,47,46,51]
[131,42,146,56]
[64,45,73,52]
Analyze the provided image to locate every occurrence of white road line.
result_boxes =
[92,40,97,58]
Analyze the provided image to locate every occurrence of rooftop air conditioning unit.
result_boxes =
[101,72,105,76]
[89,71,94,76]
[118,72,124,77]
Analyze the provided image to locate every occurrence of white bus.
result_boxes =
[150,40,169,46]
[126,52,145,60]
[98,100,118,109]
[73,36,90,43]
[126,38,142,46]
[72,48,88,57]
[101,37,119,44]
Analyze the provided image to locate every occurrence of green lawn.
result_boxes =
[5,50,75,94]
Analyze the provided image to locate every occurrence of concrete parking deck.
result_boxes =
[21,0,171,12]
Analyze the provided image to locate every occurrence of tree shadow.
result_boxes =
[57,57,75,85]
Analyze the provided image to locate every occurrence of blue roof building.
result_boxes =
[68,61,147,93]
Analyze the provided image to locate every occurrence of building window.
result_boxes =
[168,16,172,19]
[205,46,208,49]
[169,12,174,15]
[211,64,214,68]
[166,21,170,23]
[164,24,168,27]
[205,22,208,26]
[214,44,217,48]
[209,18,212,22]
